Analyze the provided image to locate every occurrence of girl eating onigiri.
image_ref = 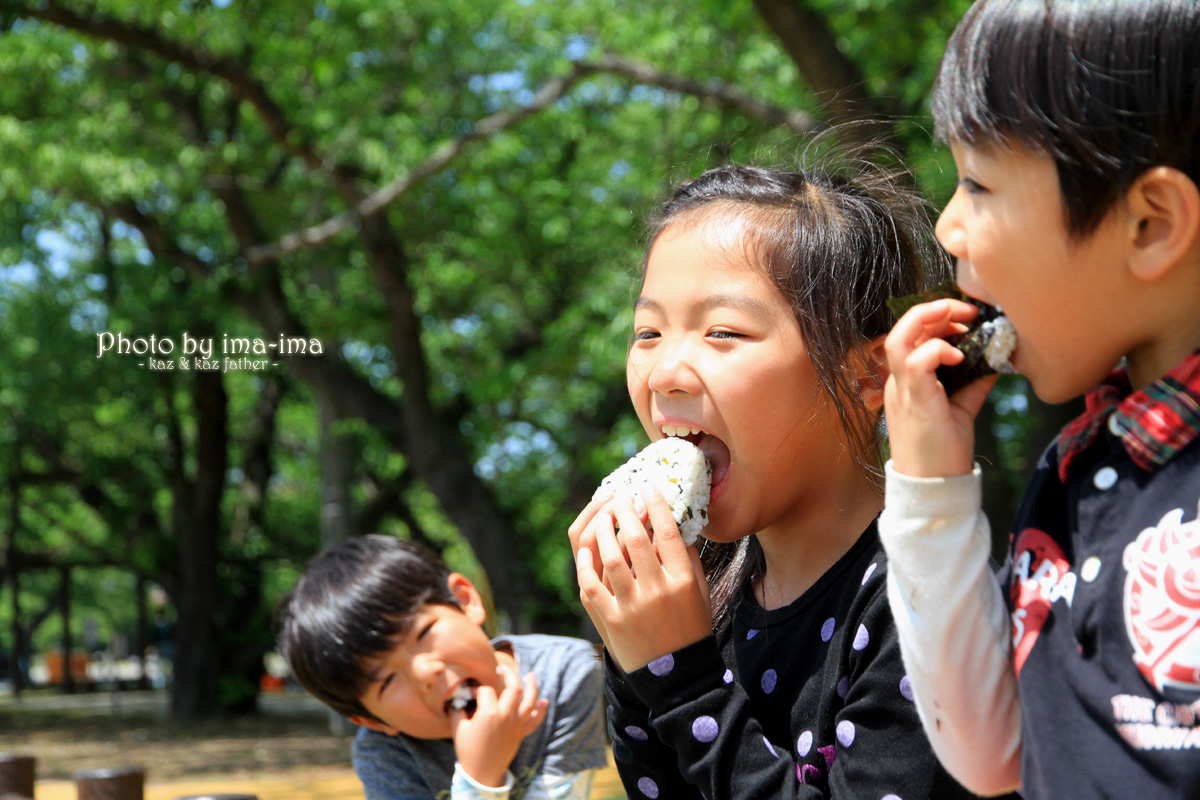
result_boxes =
[568,163,994,799]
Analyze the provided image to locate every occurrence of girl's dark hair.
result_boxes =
[932,0,1200,236]
[277,534,459,721]
[642,162,944,637]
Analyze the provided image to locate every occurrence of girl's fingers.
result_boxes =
[610,493,660,579]
[576,547,612,610]
[568,490,613,555]
[592,511,636,595]
[641,486,691,574]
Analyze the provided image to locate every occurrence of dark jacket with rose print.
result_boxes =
[998,351,1200,798]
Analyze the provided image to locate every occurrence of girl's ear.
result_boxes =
[447,573,487,627]
[853,335,889,412]
[1126,166,1200,281]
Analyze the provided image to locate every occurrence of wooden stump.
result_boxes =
[74,767,145,800]
[0,753,35,800]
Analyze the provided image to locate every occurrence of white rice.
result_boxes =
[449,684,474,712]
[594,437,712,545]
[981,315,1017,373]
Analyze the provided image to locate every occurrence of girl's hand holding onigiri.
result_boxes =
[575,487,711,674]
[884,299,998,478]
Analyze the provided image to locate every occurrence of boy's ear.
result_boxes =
[447,573,487,627]
[852,335,889,412]
[349,714,400,736]
[1125,166,1200,281]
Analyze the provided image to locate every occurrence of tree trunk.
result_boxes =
[170,369,228,722]
[751,0,903,157]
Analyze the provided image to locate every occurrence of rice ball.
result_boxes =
[594,437,713,545]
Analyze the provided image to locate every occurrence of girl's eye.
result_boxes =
[416,621,435,640]
[633,330,660,341]
[709,329,743,340]
[959,177,987,195]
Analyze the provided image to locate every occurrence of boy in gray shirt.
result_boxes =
[279,535,607,799]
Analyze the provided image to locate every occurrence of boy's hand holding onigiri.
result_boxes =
[884,298,999,478]
[574,487,711,674]
[450,664,548,789]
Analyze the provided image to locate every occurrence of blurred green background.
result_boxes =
[0,0,1062,722]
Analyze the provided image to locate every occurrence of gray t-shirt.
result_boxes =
[352,633,607,800]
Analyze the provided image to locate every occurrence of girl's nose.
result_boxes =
[935,187,968,260]
[645,338,700,396]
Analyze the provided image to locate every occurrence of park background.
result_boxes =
[0,0,1077,795]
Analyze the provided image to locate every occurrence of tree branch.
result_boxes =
[22,0,346,185]
[247,54,822,263]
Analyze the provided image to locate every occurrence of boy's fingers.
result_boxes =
[948,371,1000,414]
[521,697,550,737]
[888,300,977,358]
[495,664,523,714]
[516,673,540,717]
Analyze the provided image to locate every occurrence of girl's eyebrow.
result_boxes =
[635,293,773,317]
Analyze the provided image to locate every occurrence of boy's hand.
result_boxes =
[885,299,999,478]
[450,665,548,789]
[575,488,711,673]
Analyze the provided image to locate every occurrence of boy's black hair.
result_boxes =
[641,162,943,637]
[277,534,459,720]
[932,0,1200,236]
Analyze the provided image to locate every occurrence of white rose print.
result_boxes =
[1122,501,1200,693]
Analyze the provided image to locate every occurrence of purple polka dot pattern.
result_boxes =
[852,624,870,651]
[837,720,856,747]
[637,777,659,798]
[882,795,904,800]
[763,736,777,757]
[691,715,719,743]
[746,628,759,640]
[760,668,778,694]
[836,676,850,698]
[624,725,649,741]
[647,654,674,676]
[797,730,813,756]
[722,669,734,684]
[821,617,836,642]
[862,562,878,584]
[899,675,914,701]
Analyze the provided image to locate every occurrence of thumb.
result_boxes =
[688,546,712,613]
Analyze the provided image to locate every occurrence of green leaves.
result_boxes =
[2,0,985,656]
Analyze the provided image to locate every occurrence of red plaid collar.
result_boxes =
[1057,349,1200,482]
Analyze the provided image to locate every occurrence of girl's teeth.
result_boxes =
[661,424,702,437]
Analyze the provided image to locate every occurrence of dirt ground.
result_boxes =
[0,689,353,782]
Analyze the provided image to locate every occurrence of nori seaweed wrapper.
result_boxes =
[886,280,1005,396]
